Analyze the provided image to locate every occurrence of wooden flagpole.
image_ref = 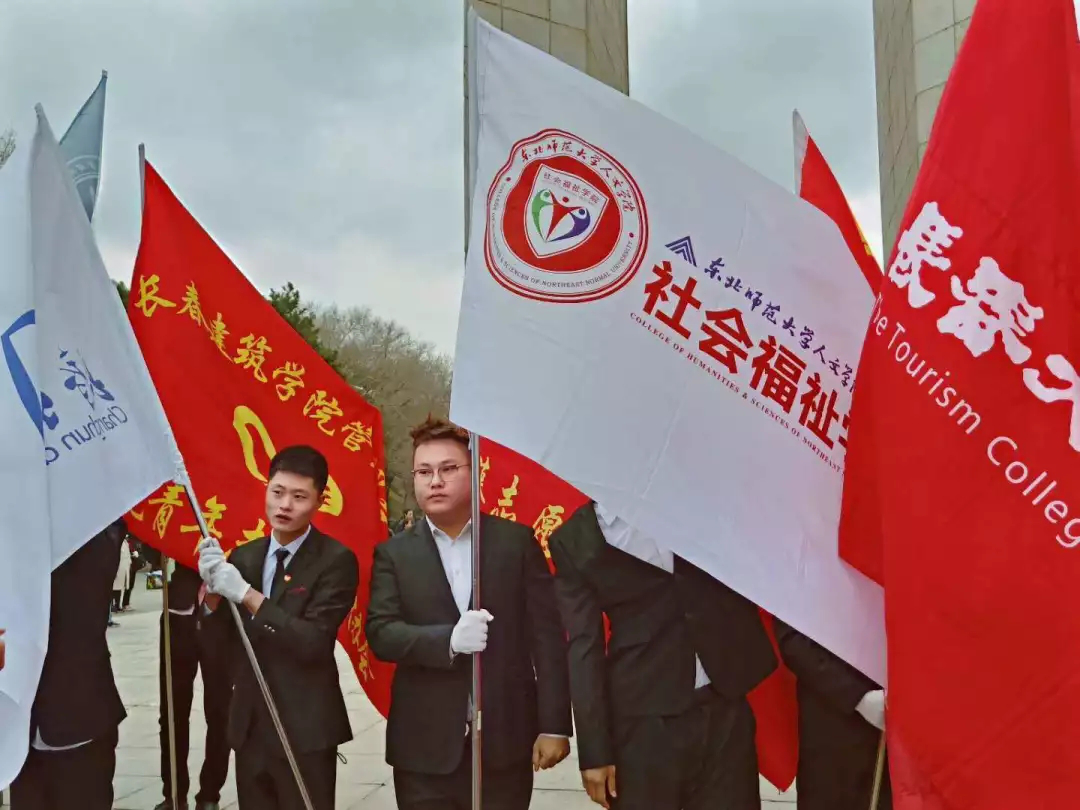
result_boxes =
[869,731,887,810]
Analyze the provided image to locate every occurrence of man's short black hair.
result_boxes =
[268,445,329,493]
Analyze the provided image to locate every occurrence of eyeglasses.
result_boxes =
[412,463,470,483]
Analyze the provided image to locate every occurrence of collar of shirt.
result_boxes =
[270,524,312,557]
[427,518,472,615]
[592,503,674,573]
[262,525,312,597]
[426,517,471,544]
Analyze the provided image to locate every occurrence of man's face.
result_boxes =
[413,439,471,522]
[265,470,321,534]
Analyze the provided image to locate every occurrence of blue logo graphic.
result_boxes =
[3,309,129,465]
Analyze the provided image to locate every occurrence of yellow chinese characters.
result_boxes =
[148,484,187,539]
[346,598,373,682]
[238,518,268,548]
[342,421,372,452]
[532,505,566,559]
[134,274,177,319]
[273,362,306,402]
[234,335,272,382]
[178,282,207,328]
[180,495,227,545]
[479,455,491,504]
[303,390,343,436]
[208,313,231,358]
[490,475,520,522]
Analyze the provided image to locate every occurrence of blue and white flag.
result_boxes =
[58,70,107,220]
[0,108,182,790]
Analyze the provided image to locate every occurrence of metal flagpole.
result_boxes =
[469,433,483,810]
[180,481,315,810]
[160,556,180,810]
[139,142,180,810]
[868,731,887,810]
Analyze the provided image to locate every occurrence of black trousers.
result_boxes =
[393,745,533,810]
[9,727,118,810]
[612,688,760,810]
[159,612,232,803]
[235,743,337,810]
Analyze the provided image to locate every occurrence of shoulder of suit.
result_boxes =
[481,513,536,545]
[548,501,594,550]
[307,527,357,560]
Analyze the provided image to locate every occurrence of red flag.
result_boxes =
[478,438,798,791]
[126,163,394,716]
[840,1,1080,805]
[793,110,881,294]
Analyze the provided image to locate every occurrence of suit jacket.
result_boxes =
[773,619,891,810]
[31,521,127,746]
[167,562,203,612]
[548,503,778,770]
[217,526,359,755]
[365,514,572,775]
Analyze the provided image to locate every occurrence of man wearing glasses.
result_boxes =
[366,417,573,810]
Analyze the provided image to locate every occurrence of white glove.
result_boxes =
[209,561,251,604]
[856,689,886,730]
[197,537,226,584]
[451,610,494,655]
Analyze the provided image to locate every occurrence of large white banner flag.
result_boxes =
[452,16,885,682]
[0,108,182,789]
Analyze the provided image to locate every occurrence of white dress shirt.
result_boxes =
[426,517,566,738]
[592,503,711,689]
[262,525,312,597]
[428,518,472,614]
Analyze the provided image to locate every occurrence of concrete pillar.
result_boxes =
[874,0,976,251]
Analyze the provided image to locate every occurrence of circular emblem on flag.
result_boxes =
[484,129,648,303]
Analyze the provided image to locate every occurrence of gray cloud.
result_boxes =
[3,0,893,353]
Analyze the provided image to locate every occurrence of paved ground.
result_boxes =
[5,572,799,808]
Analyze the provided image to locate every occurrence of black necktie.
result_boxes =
[270,548,291,599]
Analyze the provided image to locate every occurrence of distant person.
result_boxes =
[198,446,359,810]
[120,535,145,611]
[9,518,128,810]
[153,562,231,810]
[366,418,572,810]
[773,620,891,809]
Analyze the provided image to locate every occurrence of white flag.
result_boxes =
[0,108,183,789]
[452,16,885,682]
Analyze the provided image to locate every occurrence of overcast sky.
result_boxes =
[1,1,912,354]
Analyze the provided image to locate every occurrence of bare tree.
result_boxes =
[315,305,452,520]
[0,130,15,171]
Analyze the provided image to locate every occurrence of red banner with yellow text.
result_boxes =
[126,162,393,715]
[477,438,797,791]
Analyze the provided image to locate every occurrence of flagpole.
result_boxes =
[469,432,483,810]
[160,557,180,810]
[869,731,887,810]
[139,143,180,810]
[180,481,315,810]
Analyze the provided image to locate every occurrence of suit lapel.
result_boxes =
[415,521,462,619]
[237,538,270,591]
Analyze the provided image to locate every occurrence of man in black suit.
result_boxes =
[9,518,127,810]
[366,417,573,810]
[772,620,890,809]
[548,504,778,810]
[197,445,359,810]
[154,562,231,810]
